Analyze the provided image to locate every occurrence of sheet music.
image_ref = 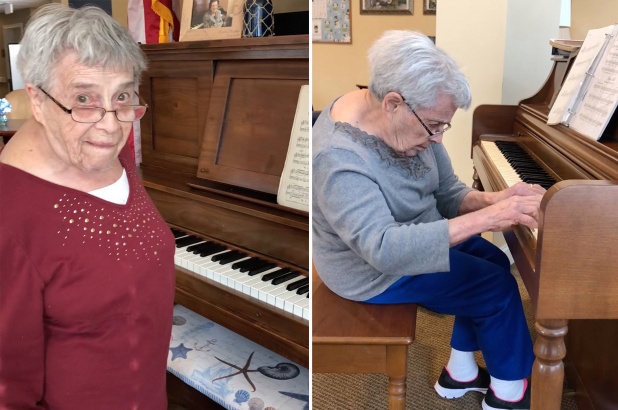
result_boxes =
[277,85,310,212]
[547,25,615,126]
[569,25,618,140]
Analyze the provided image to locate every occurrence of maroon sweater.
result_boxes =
[0,146,175,409]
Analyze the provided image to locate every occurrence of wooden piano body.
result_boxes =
[137,35,309,408]
[472,54,618,410]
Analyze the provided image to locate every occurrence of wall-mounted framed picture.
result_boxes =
[360,0,412,15]
[180,0,244,41]
[423,0,436,15]
[312,0,352,44]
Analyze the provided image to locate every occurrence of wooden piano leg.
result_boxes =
[385,344,408,410]
[472,168,483,191]
[531,319,568,410]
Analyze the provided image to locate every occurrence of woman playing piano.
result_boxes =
[0,5,175,409]
[312,30,545,410]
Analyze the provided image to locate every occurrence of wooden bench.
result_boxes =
[312,265,418,410]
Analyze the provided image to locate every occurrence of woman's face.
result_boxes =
[210,1,219,13]
[386,93,456,157]
[35,52,135,174]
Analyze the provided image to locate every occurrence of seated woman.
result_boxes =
[312,30,545,410]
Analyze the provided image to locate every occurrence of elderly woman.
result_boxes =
[312,30,545,410]
[0,5,175,409]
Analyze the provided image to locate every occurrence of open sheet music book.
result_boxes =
[547,24,618,140]
[277,85,310,212]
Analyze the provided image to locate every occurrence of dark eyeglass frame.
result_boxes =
[38,87,148,123]
[400,95,452,138]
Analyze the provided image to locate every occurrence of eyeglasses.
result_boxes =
[401,95,452,138]
[38,87,148,123]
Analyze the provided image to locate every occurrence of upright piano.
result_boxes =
[137,35,309,407]
[472,52,618,410]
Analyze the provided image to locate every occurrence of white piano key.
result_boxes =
[184,253,207,272]
[264,283,293,306]
[481,140,538,239]
[255,280,280,302]
[283,293,307,313]
[294,297,309,317]
[217,258,251,286]
[242,269,279,295]
[302,298,310,320]
[229,269,269,292]
[480,141,523,188]
[172,233,309,318]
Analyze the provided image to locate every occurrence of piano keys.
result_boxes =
[472,52,618,410]
[173,229,310,319]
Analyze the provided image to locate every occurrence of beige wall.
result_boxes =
[436,0,509,188]
[570,0,618,40]
[312,1,436,110]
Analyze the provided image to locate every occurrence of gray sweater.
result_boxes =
[312,100,473,301]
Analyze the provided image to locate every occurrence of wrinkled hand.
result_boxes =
[484,192,544,232]
[494,181,546,202]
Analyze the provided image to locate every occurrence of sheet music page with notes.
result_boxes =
[277,85,310,212]
[547,24,618,140]
[547,25,615,125]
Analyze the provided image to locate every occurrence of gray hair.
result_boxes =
[17,4,147,90]
[368,30,471,110]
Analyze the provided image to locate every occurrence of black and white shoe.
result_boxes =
[482,378,531,410]
[434,366,490,399]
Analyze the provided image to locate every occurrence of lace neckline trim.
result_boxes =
[334,121,430,179]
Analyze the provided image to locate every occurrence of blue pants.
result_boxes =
[364,235,534,380]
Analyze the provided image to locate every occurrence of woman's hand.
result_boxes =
[482,193,544,232]
[493,182,546,203]
[450,186,544,246]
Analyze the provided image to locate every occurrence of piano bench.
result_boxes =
[166,304,309,410]
[312,265,418,410]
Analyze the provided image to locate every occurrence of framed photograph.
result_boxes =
[360,0,412,15]
[423,0,436,15]
[180,0,244,41]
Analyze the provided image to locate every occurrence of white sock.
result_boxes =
[490,377,526,401]
[446,348,478,382]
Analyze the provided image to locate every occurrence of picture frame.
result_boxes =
[360,0,412,15]
[423,0,436,15]
[180,0,244,42]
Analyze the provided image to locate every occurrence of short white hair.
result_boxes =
[368,30,471,110]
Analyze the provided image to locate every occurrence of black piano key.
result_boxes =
[211,250,233,262]
[232,257,262,271]
[248,263,278,276]
[262,268,291,282]
[171,228,186,238]
[271,271,300,285]
[175,235,203,248]
[199,244,227,257]
[215,251,246,264]
[239,259,271,273]
[186,241,211,253]
[494,141,557,189]
[286,277,309,291]
[296,284,309,295]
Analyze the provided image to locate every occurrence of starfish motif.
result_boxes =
[169,343,193,361]
[212,351,259,392]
